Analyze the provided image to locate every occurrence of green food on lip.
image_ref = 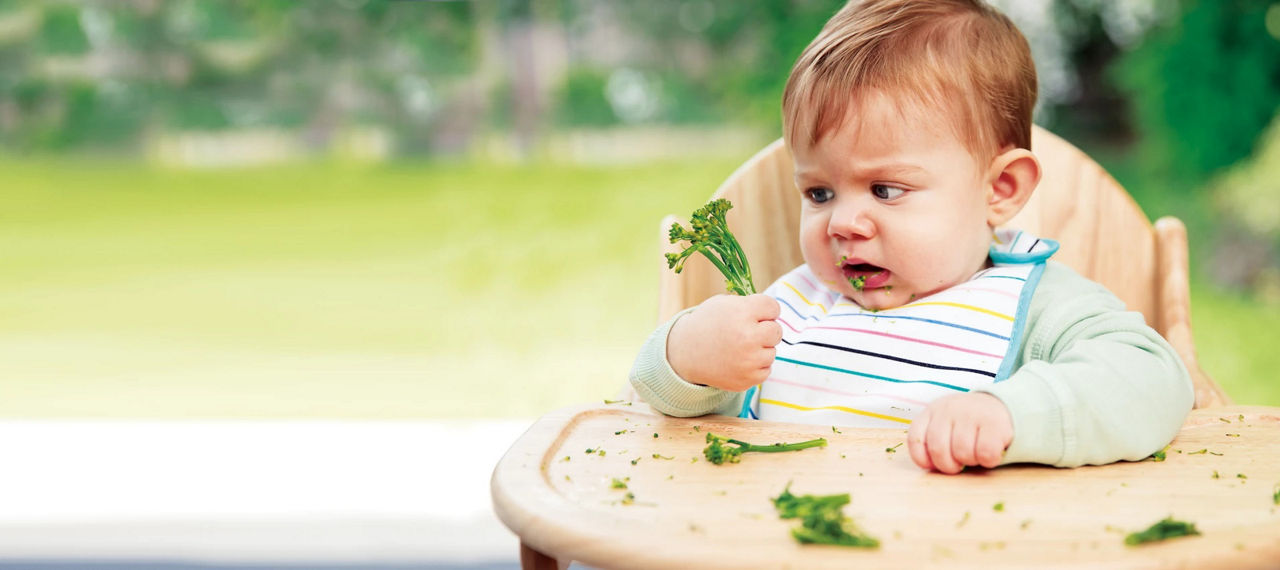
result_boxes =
[847,270,884,291]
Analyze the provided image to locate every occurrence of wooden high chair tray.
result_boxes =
[491,403,1280,569]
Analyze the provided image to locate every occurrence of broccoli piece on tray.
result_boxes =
[773,483,880,548]
[702,432,827,465]
[666,198,756,296]
[1124,517,1201,546]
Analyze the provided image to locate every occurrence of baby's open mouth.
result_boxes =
[840,261,890,290]
[842,262,881,275]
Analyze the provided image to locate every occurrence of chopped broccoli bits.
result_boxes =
[772,483,879,548]
[1124,517,1201,546]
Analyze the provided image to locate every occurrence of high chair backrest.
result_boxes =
[656,125,1229,408]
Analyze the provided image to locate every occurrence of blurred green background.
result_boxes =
[2,0,1278,417]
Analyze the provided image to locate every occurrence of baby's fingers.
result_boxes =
[951,421,980,467]
[908,411,933,471]
[926,419,964,474]
[755,319,784,348]
[744,294,781,320]
[975,427,1006,468]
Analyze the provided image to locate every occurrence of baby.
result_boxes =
[631,0,1193,474]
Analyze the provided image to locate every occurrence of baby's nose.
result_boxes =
[828,203,876,239]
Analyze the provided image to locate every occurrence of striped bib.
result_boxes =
[742,230,1058,426]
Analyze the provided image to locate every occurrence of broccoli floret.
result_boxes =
[772,484,850,519]
[665,198,756,296]
[1124,517,1201,546]
[773,483,880,548]
[703,434,742,465]
[702,432,827,465]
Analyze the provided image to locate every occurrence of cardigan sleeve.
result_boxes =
[973,262,1195,467]
[628,308,746,418]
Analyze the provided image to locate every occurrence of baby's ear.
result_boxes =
[984,147,1040,227]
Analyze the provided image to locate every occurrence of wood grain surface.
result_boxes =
[492,404,1280,569]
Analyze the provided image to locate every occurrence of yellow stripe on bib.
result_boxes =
[782,282,828,314]
[758,398,911,424]
[902,301,1014,322]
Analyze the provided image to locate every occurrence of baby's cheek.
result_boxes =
[807,263,842,289]
[799,246,832,275]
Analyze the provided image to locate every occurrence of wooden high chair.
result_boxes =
[653,126,1230,409]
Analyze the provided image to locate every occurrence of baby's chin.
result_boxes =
[845,290,909,311]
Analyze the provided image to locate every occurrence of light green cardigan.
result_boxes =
[629,261,1195,468]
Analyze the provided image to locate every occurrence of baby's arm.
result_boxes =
[967,263,1193,468]
[629,294,781,417]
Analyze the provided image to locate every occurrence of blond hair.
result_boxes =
[782,0,1036,163]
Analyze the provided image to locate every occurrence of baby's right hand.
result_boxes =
[666,294,783,391]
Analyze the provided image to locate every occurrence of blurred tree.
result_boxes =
[34,4,89,54]
[3,0,1273,170]
[1034,0,1134,145]
[550,0,841,132]
[640,0,844,130]
[1211,110,1280,294]
[0,0,481,154]
[1113,0,1280,187]
[547,0,1164,144]
[496,0,540,155]
[552,68,615,127]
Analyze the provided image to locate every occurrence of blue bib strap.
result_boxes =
[740,386,759,419]
[990,231,1058,381]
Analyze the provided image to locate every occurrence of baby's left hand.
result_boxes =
[907,392,1013,474]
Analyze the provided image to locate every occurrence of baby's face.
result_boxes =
[791,92,994,310]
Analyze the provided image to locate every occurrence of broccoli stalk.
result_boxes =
[665,198,756,296]
[702,432,827,465]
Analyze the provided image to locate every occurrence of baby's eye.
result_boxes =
[804,187,834,203]
[871,184,905,200]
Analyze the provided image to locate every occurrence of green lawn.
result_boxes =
[1,156,1276,418]
[1191,282,1280,406]
[1,157,740,418]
